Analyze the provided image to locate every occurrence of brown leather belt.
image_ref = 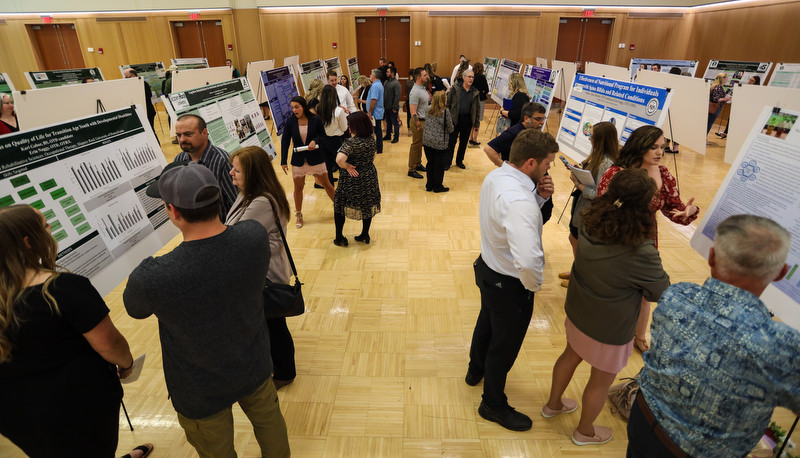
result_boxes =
[636,393,689,458]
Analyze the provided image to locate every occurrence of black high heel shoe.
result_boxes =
[354,234,370,244]
[333,237,348,247]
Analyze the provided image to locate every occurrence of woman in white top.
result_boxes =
[317,85,349,187]
[225,146,296,389]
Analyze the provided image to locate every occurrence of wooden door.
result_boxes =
[172,20,226,67]
[355,17,410,98]
[555,18,613,70]
[555,18,583,64]
[355,18,382,78]
[27,23,85,70]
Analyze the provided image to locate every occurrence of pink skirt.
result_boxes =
[292,160,327,178]
[565,317,633,374]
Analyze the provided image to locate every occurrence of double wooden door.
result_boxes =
[355,17,410,98]
[556,18,614,70]
[172,20,226,67]
[27,23,85,70]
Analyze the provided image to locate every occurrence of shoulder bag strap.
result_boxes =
[265,197,300,280]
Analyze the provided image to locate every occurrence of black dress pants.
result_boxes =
[468,255,535,409]
[423,145,448,190]
[447,113,473,166]
[267,317,296,381]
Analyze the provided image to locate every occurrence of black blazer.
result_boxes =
[280,115,326,166]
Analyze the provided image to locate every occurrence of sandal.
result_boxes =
[634,335,650,353]
[295,212,303,229]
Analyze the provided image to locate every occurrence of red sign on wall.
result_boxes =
[189,13,200,20]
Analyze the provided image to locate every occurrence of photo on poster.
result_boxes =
[299,59,326,93]
[166,77,277,159]
[120,62,167,98]
[261,66,300,137]
[491,58,523,104]
[759,108,797,140]
[25,68,105,89]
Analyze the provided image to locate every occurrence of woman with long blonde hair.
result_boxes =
[305,78,324,114]
[707,72,731,134]
[500,72,531,126]
[422,90,454,192]
[0,205,150,457]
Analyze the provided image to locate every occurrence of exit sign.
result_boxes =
[377,8,388,16]
[582,9,595,17]
[189,12,200,20]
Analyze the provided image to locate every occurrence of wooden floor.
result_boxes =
[2,107,797,457]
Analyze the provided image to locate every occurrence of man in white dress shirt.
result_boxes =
[466,128,557,432]
[327,70,357,114]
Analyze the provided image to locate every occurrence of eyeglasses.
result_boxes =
[532,117,546,122]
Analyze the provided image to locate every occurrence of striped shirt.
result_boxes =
[174,142,237,221]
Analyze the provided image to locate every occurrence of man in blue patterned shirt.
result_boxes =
[628,214,800,457]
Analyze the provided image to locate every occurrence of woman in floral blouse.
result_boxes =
[707,72,732,134]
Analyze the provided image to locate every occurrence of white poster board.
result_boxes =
[522,65,560,121]
[630,58,698,80]
[690,105,800,331]
[491,58,523,105]
[724,85,800,164]
[246,59,276,104]
[536,57,548,69]
[702,60,772,88]
[171,67,233,93]
[484,57,500,94]
[768,63,800,89]
[260,66,300,137]
[346,57,360,91]
[552,60,578,100]
[557,73,673,162]
[0,106,177,296]
[166,77,277,159]
[324,57,341,75]
[13,78,146,131]
[586,62,631,82]
[283,55,301,92]
[0,73,16,94]
[170,57,209,70]
[25,68,105,89]
[636,69,709,155]
[299,59,325,93]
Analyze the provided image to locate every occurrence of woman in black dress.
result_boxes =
[333,111,381,246]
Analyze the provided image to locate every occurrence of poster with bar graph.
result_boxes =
[0,106,178,296]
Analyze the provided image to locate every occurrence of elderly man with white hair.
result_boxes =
[628,214,800,457]
[445,69,480,170]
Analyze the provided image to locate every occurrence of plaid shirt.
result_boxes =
[175,142,236,221]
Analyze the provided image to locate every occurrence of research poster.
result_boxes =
[25,68,105,89]
[347,57,360,91]
[702,60,772,88]
[690,105,800,330]
[261,66,300,137]
[0,106,177,296]
[299,59,326,93]
[171,57,209,71]
[324,57,342,75]
[0,73,15,94]
[484,57,499,93]
[630,58,698,80]
[120,62,167,97]
[536,57,548,69]
[557,73,672,162]
[768,63,800,89]
[491,58,523,104]
[522,65,560,121]
[167,77,276,159]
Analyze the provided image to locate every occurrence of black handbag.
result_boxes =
[263,198,304,319]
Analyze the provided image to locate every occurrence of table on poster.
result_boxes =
[0,106,177,296]
[171,57,209,71]
[347,57,360,91]
[299,59,325,93]
[768,63,800,89]
[629,58,698,80]
[491,58,522,104]
[522,65,560,120]
[0,73,15,94]
[167,77,276,159]
[25,68,105,89]
[702,60,772,88]
[557,73,672,162]
[484,57,499,93]
[261,66,300,137]
[690,105,800,330]
[120,62,167,98]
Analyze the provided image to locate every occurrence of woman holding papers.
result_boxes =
[544,169,670,447]
[499,73,531,127]
[597,126,698,352]
[226,147,297,390]
[0,205,150,457]
[560,121,620,287]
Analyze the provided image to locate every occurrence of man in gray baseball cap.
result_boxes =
[126,161,291,457]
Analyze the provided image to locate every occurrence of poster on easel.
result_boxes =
[690,105,800,331]
[120,62,167,98]
[324,57,342,75]
[484,57,499,94]
[557,73,672,162]
[630,58,698,80]
[170,57,209,71]
[768,63,800,89]
[702,60,772,88]
[0,106,177,296]
[491,58,523,104]
[25,68,105,89]
[0,73,15,94]
[299,59,325,93]
[165,77,277,159]
[261,66,300,137]
[346,57,360,91]
[522,65,560,121]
